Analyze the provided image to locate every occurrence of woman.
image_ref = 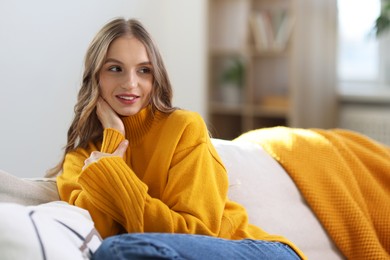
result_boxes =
[50,18,305,259]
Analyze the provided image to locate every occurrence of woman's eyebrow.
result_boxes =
[138,61,152,66]
[104,58,151,66]
[104,58,123,64]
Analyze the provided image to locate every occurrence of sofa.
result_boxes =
[0,138,346,259]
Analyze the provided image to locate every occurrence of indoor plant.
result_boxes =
[374,0,390,36]
[219,57,245,105]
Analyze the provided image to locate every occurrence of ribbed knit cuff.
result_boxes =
[79,156,147,231]
[101,128,125,153]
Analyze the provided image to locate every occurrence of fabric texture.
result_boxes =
[91,233,301,260]
[56,106,305,258]
[0,201,102,260]
[236,127,390,260]
[212,139,343,260]
[0,169,59,205]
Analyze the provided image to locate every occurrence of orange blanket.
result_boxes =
[235,127,390,260]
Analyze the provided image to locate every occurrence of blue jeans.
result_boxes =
[91,233,301,260]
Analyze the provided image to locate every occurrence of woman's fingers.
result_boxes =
[113,140,129,158]
[82,140,128,171]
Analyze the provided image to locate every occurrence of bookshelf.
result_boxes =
[207,0,296,140]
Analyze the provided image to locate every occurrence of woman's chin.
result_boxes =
[117,109,140,117]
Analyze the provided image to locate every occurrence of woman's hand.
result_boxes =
[83,139,129,171]
[96,97,125,136]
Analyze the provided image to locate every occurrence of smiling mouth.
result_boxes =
[117,95,139,101]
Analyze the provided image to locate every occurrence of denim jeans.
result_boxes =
[91,233,301,260]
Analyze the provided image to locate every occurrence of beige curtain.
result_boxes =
[289,0,338,129]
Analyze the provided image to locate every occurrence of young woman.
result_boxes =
[50,18,305,259]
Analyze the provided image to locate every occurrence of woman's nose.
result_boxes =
[121,70,137,89]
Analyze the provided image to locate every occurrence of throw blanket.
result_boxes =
[235,127,390,260]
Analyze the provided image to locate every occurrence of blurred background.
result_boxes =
[1,0,389,177]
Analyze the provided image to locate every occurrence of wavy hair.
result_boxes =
[47,18,176,177]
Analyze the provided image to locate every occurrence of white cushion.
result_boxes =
[0,201,101,260]
[212,138,344,260]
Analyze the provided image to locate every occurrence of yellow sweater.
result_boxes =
[236,127,390,260]
[57,107,305,258]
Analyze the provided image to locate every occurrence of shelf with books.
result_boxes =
[207,0,296,139]
[249,1,295,53]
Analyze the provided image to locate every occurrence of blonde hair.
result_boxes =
[47,18,176,177]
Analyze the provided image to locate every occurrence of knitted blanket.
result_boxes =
[235,127,390,260]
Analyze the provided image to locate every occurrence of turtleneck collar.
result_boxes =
[121,105,157,146]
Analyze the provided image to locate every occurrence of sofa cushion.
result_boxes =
[0,169,59,205]
[212,138,344,260]
[0,201,101,260]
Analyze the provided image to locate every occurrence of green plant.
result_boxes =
[374,0,390,37]
[220,58,245,88]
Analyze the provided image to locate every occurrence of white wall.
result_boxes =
[0,0,207,177]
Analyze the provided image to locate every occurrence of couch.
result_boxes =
[0,138,345,259]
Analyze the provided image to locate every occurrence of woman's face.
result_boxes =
[99,35,153,117]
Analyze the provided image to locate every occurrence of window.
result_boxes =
[337,0,381,87]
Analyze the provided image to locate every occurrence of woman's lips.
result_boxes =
[116,94,139,104]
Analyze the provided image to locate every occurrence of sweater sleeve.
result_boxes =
[56,128,127,238]
[76,115,229,237]
[100,128,125,153]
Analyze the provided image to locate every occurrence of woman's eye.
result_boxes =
[108,66,122,72]
[139,67,152,74]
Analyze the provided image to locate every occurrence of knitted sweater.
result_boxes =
[56,107,305,258]
[235,127,390,260]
